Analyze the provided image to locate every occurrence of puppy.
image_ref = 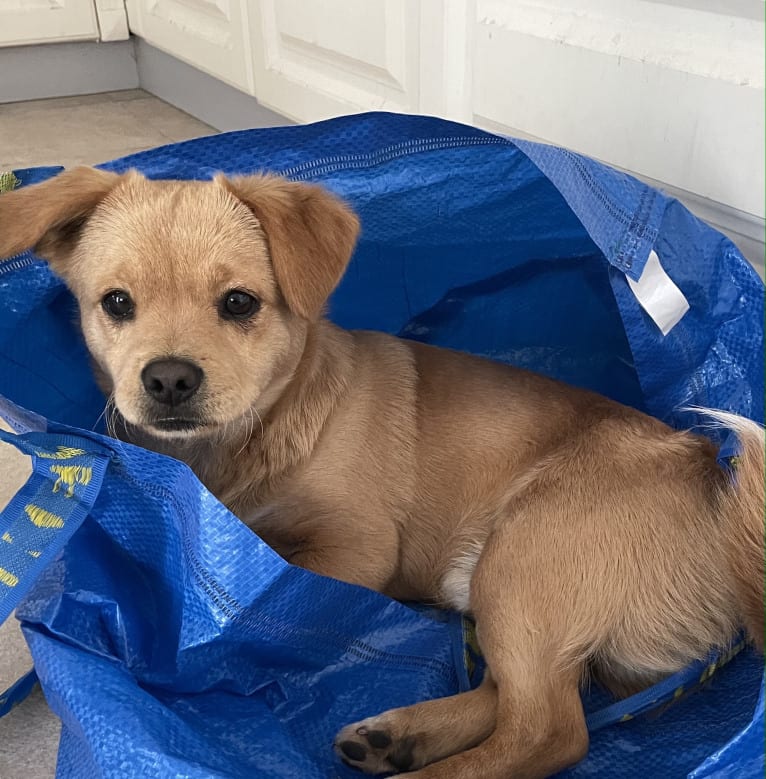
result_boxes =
[0,168,762,779]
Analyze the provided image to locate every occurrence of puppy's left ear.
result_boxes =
[220,175,360,320]
[0,166,122,266]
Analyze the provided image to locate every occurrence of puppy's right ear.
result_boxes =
[219,175,360,321]
[0,166,122,268]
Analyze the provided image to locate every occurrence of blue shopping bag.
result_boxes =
[0,113,762,777]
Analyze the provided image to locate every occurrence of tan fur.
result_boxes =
[219,174,360,321]
[0,168,763,779]
[0,166,120,261]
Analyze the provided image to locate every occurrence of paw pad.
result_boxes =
[336,725,416,774]
[339,740,368,762]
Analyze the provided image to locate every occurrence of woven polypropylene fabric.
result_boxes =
[0,112,762,777]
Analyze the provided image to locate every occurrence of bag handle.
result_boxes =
[0,668,38,717]
[0,429,110,626]
[0,428,110,715]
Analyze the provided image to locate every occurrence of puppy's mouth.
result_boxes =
[150,417,206,433]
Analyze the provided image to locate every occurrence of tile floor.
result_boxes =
[0,89,218,779]
[0,88,216,171]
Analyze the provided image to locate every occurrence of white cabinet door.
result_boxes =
[0,0,99,46]
[95,0,130,42]
[121,0,762,263]
[246,0,421,121]
[125,0,253,92]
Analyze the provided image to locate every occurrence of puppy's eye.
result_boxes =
[221,290,260,321]
[102,290,134,321]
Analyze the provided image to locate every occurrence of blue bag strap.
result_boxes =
[0,668,38,717]
[0,428,110,716]
[586,638,747,732]
[0,429,110,625]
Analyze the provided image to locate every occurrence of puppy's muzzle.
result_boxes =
[141,358,203,407]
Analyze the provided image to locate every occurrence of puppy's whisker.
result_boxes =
[244,409,254,450]
[235,407,261,457]
[235,419,249,458]
[252,406,264,440]
[106,401,120,439]
[98,395,120,439]
[218,415,233,450]
[93,396,113,432]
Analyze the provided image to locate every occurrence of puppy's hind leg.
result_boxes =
[406,518,590,779]
[335,672,497,774]
[338,499,594,779]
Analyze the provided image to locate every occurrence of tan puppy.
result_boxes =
[0,168,763,779]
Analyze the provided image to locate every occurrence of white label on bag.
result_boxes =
[627,250,689,336]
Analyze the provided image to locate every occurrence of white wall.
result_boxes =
[212,0,766,267]
[2,0,762,268]
[465,0,765,266]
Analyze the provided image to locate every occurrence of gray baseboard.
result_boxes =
[0,37,289,133]
[0,41,138,104]
[134,39,290,133]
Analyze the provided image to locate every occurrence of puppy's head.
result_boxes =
[0,167,359,439]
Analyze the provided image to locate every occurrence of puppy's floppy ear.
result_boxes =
[0,166,122,269]
[220,175,360,320]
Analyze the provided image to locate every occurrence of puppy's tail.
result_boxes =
[700,410,765,651]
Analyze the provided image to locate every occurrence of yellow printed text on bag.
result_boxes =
[24,504,64,529]
[35,446,86,460]
[50,465,93,498]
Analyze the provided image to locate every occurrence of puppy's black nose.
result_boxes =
[141,359,203,406]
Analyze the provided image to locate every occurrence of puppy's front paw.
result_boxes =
[335,717,417,774]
